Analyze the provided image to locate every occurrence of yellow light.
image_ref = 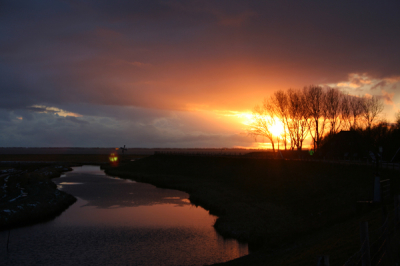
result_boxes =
[109,153,118,162]
[232,111,284,137]
[269,122,284,137]
[235,112,255,125]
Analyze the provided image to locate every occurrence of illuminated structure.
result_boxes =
[109,153,119,166]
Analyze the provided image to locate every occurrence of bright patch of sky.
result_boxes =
[323,73,400,121]
[29,105,82,118]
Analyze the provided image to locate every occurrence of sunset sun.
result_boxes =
[270,122,284,137]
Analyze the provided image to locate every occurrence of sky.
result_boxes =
[1,0,400,148]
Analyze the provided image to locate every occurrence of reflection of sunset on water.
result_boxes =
[58,198,217,228]
[47,165,249,265]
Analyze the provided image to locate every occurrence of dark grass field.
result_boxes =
[2,153,399,265]
[105,154,400,265]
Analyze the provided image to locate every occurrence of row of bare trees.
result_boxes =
[249,85,385,152]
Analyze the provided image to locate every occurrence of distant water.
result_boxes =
[1,165,248,266]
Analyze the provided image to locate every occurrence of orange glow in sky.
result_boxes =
[222,111,285,137]
[2,2,400,149]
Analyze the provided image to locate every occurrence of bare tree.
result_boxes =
[325,88,342,134]
[268,90,289,150]
[250,87,389,151]
[340,93,352,130]
[248,104,277,152]
[396,111,400,128]
[349,96,364,130]
[287,89,309,150]
[362,95,384,129]
[303,85,327,151]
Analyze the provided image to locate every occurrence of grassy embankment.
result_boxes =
[0,154,144,230]
[0,163,80,230]
[104,154,400,265]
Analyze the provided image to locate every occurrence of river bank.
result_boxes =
[0,153,144,231]
[103,154,400,265]
[0,164,77,231]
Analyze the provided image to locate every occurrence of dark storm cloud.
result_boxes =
[55,104,171,123]
[1,0,400,147]
[63,116,89,124]
[0,110,11,122]
[0,109,253,147]
[1,0,400,111]
[27,106,52,113]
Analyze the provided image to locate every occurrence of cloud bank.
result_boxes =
[1,0,399,147]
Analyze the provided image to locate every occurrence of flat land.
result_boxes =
[104,154,400,265]
[0,154,143,163]
[2,152,399,265]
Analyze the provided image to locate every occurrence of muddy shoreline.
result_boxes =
[0,165,77,231]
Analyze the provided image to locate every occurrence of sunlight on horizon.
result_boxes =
[255,142,312,150]
[205,109,315,149]
[229,111,285,137]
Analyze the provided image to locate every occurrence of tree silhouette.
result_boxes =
[269,90,289,150]
[349,96,364,130]
[340,93,352,130]
[303,85,327,151]
[248,104,277,152]
[362,95,384,130]
[251,86,387,153]
[287,89,309,150]
[325,88,342,135]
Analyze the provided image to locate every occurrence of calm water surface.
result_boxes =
[1,165,248,265]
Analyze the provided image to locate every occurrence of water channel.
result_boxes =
[1,165,248,265]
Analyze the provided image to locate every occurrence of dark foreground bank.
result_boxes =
[0,165,77,230]
[103,154,400,265]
